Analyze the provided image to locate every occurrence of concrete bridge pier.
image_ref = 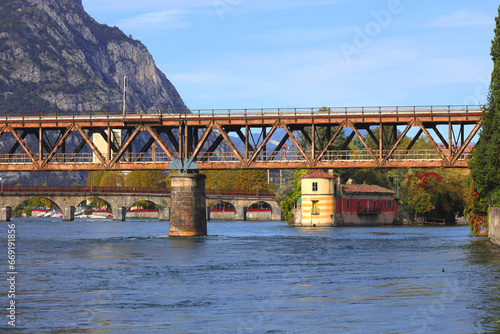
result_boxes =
[0,207,11,222]
[235,207,247,221]
[158,207,170,221]
[169,173,207,237]
[63,206,75,222]
[113,207,126,221]
[272,206,282,221]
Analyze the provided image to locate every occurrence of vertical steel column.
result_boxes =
[107,126,111,162]
[245,125,249,160]
[39,127,43,162]
[311,124,315,160]
[379,123,383,160]
[449,121,452,158]
[178,123,184,161]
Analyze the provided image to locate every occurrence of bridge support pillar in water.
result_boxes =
[235,207,247,221]
[158,207,170,221]
[169,173,207,237]
[272,206,283,221]
[0,206,11,222]
[63,206,75,222]
[113,207,126,221]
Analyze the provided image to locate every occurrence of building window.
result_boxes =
[312,182,318,192]
[374,201,377,208]
[357,200,360,209]
[347,200,350,209]
[385,201,389,209]
[312,201,319,215]
[367,200,370,209]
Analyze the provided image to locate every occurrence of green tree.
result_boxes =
[467,6,500,233]
[86,171,105,187]
[124,170,166,188]
[427,169,468,224]
[401,170,442,221]
[465,176,490,234]
[232,170,270,192]
[199,170,270,192]
[201,170,240,191]
[99,172,125,187]
[280,169,312,224]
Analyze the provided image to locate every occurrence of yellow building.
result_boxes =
[300,170,336,227]
[92,130,121,163]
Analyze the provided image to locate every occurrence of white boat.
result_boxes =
[51,212,62,218]
[43,211,57,217]
[88,214,110,219]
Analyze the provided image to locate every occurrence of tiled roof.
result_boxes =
[301,170,335,179]
[342,184,395,195]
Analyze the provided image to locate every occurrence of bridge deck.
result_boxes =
[0,105,482,171]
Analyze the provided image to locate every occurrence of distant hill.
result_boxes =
[0,0,187,114]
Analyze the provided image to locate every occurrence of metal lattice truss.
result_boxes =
[0,105,483,171]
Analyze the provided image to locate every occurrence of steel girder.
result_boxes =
[0,106,483,171]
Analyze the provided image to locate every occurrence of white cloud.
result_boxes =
[429,10,493,28]
[83,0,210,12]
[84,0,336,14]
[118,10,189,30]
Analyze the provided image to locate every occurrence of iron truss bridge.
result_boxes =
[0,105,482,171]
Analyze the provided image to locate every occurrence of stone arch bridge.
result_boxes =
[0,186,281,222]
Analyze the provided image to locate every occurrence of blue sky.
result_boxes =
[83,0,497,110]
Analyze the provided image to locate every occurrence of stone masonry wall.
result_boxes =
[489,207,500,246]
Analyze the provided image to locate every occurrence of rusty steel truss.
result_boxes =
[0,105,483,171]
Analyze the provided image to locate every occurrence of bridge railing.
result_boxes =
[206,189,275,197]
[226,149,473,162]
[0,186,276,198]
[0,148,473,165]
[0,105,483,122]
[0,186,171,194]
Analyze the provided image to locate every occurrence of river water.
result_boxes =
[1,219,500,333]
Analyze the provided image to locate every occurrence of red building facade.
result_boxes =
[334,184,399,226]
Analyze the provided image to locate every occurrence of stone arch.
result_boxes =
[11,196,62,218]
[75,196,113,218]
[246,201,272,220]
[126,199,160,219]
[209,201,236,220]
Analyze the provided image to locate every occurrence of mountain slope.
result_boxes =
[0,0,186,113]
[0,0,190,186]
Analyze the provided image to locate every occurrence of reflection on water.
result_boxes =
[465,238,500,332]
[1,219,500,333]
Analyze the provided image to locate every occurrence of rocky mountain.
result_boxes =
[0,0,190,186]
[0,0,187,113]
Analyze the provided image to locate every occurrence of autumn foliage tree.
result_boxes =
[124,170,166,188]
[402,170,442,221]
[200,170,270,192]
